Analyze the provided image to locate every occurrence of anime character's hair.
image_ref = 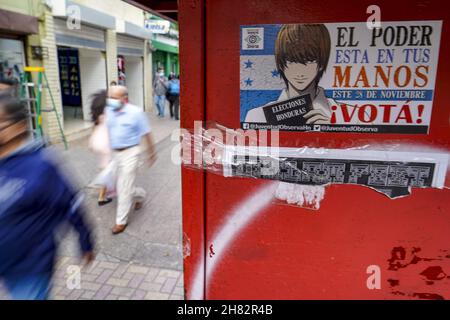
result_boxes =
[275,24,331,87]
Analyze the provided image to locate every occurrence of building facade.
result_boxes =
[0,0,156,141]
[144,14,179,77]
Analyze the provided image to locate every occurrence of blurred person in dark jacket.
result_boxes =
[153,67,168,118]
[0,78,19,96]
[0,94,95,300]
[167,74,180,120]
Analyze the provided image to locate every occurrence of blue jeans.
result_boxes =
[154,95,166,117]
[3,273,51,300]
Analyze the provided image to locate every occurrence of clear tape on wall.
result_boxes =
[176,122,449,210]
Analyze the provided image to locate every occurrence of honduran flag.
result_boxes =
[240,24,286,122]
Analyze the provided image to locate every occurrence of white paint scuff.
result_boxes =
[275,182,325,210]
[188,181,325,299]
[188,182,278,299]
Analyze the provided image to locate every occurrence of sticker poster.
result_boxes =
[240,21,442,134]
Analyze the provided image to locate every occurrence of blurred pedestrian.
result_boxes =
[0,78,19,96]
[106,86,157,234]
[153,67,168,118]
[88,89,114,206]
[167,74,180,120]
[0,94,94,300]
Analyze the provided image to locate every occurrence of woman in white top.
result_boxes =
[88,90,114,206]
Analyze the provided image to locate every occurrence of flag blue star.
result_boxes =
[271,69,280,77]
[244,59,254,69]
[244,78,253,86]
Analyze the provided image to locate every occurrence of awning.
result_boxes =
[152,40,178,54]
[0,9,38,35]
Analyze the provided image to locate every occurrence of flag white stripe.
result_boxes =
[240,55,284,90]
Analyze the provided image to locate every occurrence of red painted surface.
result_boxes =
[180,0,450,299]
[179,0,206,300]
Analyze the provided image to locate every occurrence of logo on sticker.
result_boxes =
[242,28,264,50]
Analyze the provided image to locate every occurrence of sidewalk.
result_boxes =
[0,111,184,300]
[0,256,183,300]
[147,109,180,145]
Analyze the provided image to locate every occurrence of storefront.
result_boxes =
[0,38,26,84]
[152,38,179,77]
[0,8,38,84]
[144,16,179,77]
[54,18,109,132]
[117,34,145,108]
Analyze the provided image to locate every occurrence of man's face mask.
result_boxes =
[107,98,123,110]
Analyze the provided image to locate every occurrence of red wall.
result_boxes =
[180,0,450,299]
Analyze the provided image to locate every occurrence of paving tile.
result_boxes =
[131,289,146,300]
[176,276,184,287]
[144,292,170,300]
[89,267,105,276]
[153,276,167,285]
[161,277,177,294]
[172,286,184,296]
[106,277,130,287]
[98,261,119,270]
[95,269,114,284]
[158,269,180,278]
[128,273,146,289]
[111,287,135,297]
[93,285,113,300]
[112,263,131,278]
[81,274,98,282]
[139,281,162,292]
[128,265,150,275]
[81,291,96,299]
[81,281,101,292]
[145,268,160,282]
[67,289,84,300]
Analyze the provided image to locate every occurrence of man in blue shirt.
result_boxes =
[0,94,94,299]
[106,86,157,234]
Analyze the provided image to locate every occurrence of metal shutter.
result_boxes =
[124,56,144,109]
[117,34,144,56]
[78,48,107,120]
[54,18,106,50]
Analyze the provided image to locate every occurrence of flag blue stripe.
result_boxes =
[240,90,282,121]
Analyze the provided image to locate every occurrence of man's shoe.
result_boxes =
[112,224,127,235]
[98,198,113,206]
[134,201,143,210]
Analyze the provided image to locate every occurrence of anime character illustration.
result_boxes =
[244,24,338,125]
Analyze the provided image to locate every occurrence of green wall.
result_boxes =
[152,50,179,77]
